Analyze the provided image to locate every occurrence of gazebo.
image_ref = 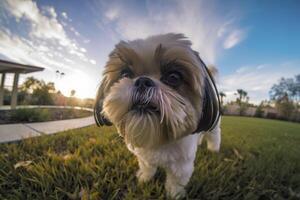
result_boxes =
[0,59,44,109]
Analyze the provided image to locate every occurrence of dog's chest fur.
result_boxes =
[127,134,200,168]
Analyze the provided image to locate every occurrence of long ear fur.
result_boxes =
[207,65,218,79]
[193,52,221,133]
[94,42,131,127]
[94,76,113,126]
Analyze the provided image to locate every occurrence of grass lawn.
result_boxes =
[0,116,299,199]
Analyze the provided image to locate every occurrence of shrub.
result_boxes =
[275,97,295,120]
[238,102,249,116]
[254,104,264,118]
[11,108,50,122]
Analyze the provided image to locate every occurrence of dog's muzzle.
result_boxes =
[131,77,159,114]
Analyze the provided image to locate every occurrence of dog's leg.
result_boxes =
[165,160,194,199]
[136,158,157,183]
[205,121,221,152]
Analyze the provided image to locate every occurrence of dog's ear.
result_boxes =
[193,52,221,133]
[94,76,113,126]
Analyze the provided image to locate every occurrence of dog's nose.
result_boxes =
[134,77,155,89]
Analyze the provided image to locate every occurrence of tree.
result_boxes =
[219,91,226,105]
[20,77,56,105]
[70,90,76,97]
[235,89,249,115]
[69,89,76,106]
[270,74,300,102]
[255,102,264,118]
[20,77,41,93]
[269,74,300,120]
[32,81,56,105]
[236,89,248,104]
[275,94,295,119]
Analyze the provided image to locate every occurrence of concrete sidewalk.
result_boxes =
[0,116,95,143]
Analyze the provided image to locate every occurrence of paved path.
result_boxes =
[0,116,95,143]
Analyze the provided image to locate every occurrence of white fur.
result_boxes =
[127,118,221,199]
[98,33,222,199]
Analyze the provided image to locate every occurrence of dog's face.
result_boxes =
[95,33,211,148]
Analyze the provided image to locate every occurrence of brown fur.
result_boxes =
[98,33,207,148]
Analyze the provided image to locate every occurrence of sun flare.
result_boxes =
[56,72,96,99]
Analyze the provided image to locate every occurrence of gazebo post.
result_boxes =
[0,60,44,109]
[11,72,19,109]
[0,73,6,106]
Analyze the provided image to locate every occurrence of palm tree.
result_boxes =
[235,89,249,116]
[69,90,76,107]
[70,90,76,97]
[236,89,248,104]
[219,91,226,105]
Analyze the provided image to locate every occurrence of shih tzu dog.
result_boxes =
[94,33,221,198]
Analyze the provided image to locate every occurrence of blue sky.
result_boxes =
[0,0,299,103]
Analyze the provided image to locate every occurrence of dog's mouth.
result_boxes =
[131,102,160,114]
[131,87,160,115]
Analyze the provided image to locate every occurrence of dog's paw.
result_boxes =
[136,169,155,183]
[207,143,220,152]
[165,181,186,199]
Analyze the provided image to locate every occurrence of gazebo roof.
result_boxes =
[0,59,44,74]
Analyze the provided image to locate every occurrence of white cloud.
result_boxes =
[83,39,90,44]
[256,64,267,70]
[217,19,247,49]
[104,7,120,21]
[70,26,80,36]
[0,0,97,98]
[236,66,249,73]
[217,20,233,37]
[223,29,246,49]
[219,62,300,104]
[90,59,96,65]
[4,0,88,63]
[45,6,57,18]
[36,44,50,52]
[64,58,74,64]
[0,28,97,98]
[98,0,247,64]
[6,0,66,43]
[61,12,68,19]
[0,28,84,72]
[0,29,48,68]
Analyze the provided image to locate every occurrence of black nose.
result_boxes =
[134,77,155,89]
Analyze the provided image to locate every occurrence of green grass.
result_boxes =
[0,116,299,200]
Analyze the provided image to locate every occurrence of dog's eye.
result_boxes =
[120,68,133,78]
[162,71,183,87]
